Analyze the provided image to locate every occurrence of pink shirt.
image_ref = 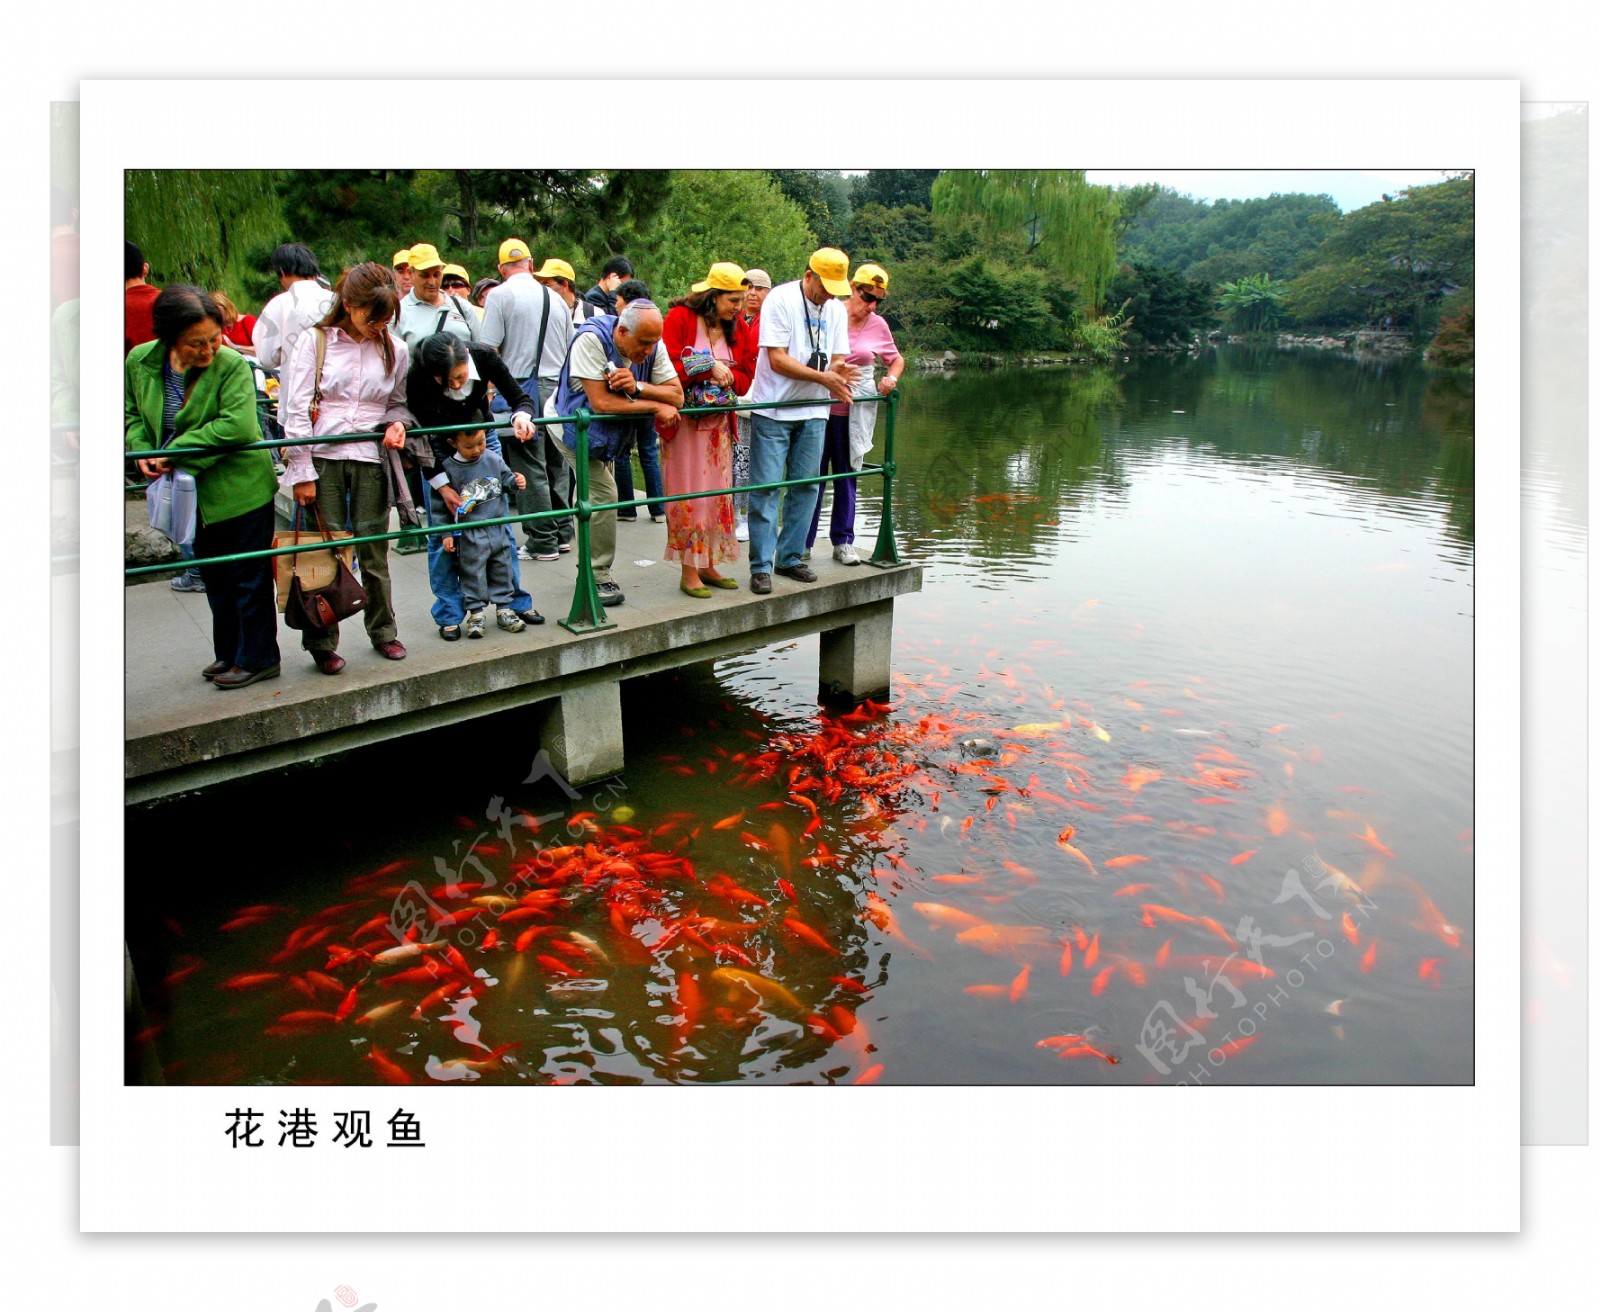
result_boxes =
[830,311,901,416]
[281,325,412,484]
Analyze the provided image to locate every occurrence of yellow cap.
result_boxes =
[808,248,852,296]
[852,263,890,292]
[690,261,748,294]
[441,263,470,284]
[407,242,444,272]
[533,257,577,282]
[392,249,412,269]
[497,238,532,266]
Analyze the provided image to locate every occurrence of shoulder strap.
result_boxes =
[309,327,328,424]
[435,308,449,333]
[533,285,552,377]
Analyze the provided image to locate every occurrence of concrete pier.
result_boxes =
[124,522,922,802]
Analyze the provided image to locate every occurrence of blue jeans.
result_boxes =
[747,413,825,574]
[614,426,664,517]
[426,429,536,625]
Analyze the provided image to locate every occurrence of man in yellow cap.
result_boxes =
[480,240,576,560]
[396,242,478,348]
[441,263,479,325]
[744,248,859,593]
[535,257,601,327]
[392,249,414,298]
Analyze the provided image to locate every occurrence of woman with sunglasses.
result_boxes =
[804,263,903,566]
[281,261,414,675]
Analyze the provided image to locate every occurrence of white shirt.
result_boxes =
[280,326,411,484]
[749,280,850,422]
[253,279,334,400]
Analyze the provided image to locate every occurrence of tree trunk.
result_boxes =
[456,171,479,250]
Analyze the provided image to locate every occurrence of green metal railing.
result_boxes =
[124,391,903,635]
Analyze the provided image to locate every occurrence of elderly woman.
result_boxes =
[805,263,903,566]
[281,262,413,675]
[658,262,757,597]
[407,332,549,638]
[126,286,280,687]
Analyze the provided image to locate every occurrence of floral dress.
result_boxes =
[662,317,738,567]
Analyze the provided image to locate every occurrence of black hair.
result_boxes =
[151,285,224,350]
[270,243,321,279]
[601,256,634,280]
[125,241,147,281]
[410,332,471,388]
[614,278,651,306]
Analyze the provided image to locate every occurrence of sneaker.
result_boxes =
[617,514,638,523]
[800,549,812,561]
[833,543,861,566]
[171,569,205,593]
[776,563,817,583]
[532,549,560,562]
[558,542,573,553]
[735,518,749,542]
[517,546,535,562]
[465,610,485,639]
[496,609,526,633]
[750,572,772,595]
[597,581,625,607]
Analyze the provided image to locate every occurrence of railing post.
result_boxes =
[560,409,615,633]
[868,389,902,567]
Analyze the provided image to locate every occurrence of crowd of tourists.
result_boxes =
[125,236,903,688]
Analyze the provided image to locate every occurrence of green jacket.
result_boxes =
[125,341,277,526]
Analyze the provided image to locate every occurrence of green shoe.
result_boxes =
[702,575,739,589]
[679,581,713,599]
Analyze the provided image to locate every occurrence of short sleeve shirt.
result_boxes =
[569,330,674,387]
[749,280,850,422]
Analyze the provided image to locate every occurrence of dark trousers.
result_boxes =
[614,427,664,518]
[194,499,280,672]
[805,412,858,548]
[306,457,397,653]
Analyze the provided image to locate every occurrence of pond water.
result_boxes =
[126,346,1474,1087]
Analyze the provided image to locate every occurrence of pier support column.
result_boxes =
[541,681,625,786]
[818,599,895,702]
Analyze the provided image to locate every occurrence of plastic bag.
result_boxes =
[146,469,198,547]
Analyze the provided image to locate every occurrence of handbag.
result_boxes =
[145,469,198,547]
[282,502,368,634]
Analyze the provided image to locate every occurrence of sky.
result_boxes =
[1085,169,1455,212]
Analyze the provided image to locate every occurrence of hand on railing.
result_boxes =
[136,456,172,480]
[381,422,407,451]
[822,366,858,406]
[509,413,536,443]
[654,403,681,430]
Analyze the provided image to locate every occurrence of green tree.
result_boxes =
[1106,263,1215,345]
[844,202,935,264]
[627,170,816,302]
[849,169,940,211]
[277,168,446,289]
[446,169,671,262]
[125,169,286,309]
[768,170,851,248]
[1216,273,1285,334]
[933,169,1119,313]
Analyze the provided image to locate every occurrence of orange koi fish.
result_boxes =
[1230,849,1259,866]
[1155,938,1172,969]
[1055,1043,1122,1064]
[1084,932,1100,968]
[712,967,805,1016]
[1058,941,1073,976]
[1114,883,1154,897]
[1413,888,1463,949]
[955,923,1054,952]
[1121,961,1147,987]
[1418,957,1443,987]
[1166,955,1274,982]
[829,976,870,996]
[1115,814,1156,825]
[932,873,984,885]
[1265,804,1290,837]
[1360,940,1378,973]
[1090,965,1117,997]
[1009,963,1031,1002]
[965,984,1008,998]
[1104,854,1149,870]
[379,964,449,989]
[783,915,839,955]
[1058,841,1097,875]
[854,1064,885,1085]
[1122,767,1162,793]
[1341,912,1360,947]
[1213,1034,1259,1058]
[1355,822,1396,860]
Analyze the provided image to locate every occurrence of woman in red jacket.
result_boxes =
[657,262,757,597]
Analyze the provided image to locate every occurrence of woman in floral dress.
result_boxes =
[657,262,758,597]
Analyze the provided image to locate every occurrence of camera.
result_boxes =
[807,350,829,371]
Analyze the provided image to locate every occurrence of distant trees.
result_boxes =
[1118,190,1341,283]
[1216,273,1286,334]
[125,170,285,308]
[1106,264,1215,345]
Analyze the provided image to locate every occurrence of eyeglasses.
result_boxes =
[857,289,884,305]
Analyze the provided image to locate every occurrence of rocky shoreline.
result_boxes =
[911,327,1418,372]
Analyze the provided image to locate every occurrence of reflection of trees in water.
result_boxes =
[895,350,1474,553]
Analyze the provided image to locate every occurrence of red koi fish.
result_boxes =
[1413,888,1463,949]
[335,986,359,1021]
[777,878,799,902]
[220,972,281,991]
[536,954,582,978]
[1054,1043,1120,1064]
[829,976,870,996]
[379,964,449,989]
[1213,1034,1258,1058]
[854,1064,885,1085]
[713,811,744,831]
[783,915,839,955]
[1418,957,1443,987]
[365,1045,412,1085]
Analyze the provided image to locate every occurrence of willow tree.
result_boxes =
[124,170,284,306]
[932,169,1119,313]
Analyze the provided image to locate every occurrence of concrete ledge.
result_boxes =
[125,528,921,802]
